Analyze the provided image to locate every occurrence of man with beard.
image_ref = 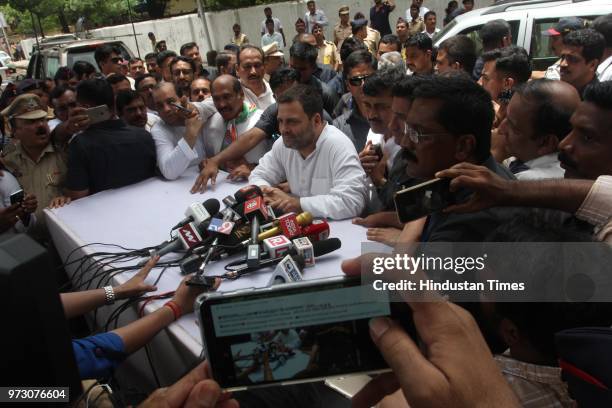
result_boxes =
[436,82,612,244]
[151,82,206,180]
[248,85,366,219]
[170,56,196,98]
[180,42,211,79]
[1,94,66,238]
[559,29,605,98]
[116,90,148,129]
[201,75,265,180]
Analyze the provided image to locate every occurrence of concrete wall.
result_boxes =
[23,0,495,61]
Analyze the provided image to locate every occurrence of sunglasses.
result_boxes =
[348,74,372,86]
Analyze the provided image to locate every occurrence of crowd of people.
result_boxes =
[1,0,612,406]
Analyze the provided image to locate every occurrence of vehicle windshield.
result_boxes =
[66,44,131,72]
[433,20,457,45]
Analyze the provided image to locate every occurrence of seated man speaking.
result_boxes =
[248,85,367,220]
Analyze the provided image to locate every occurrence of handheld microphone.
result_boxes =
[263,235,293,258]
[258,212,313,241]
[268,254,305,286]
[292,237,314,267]
[139,221,207,266]
[234,185,263,204]
[172,198,220,230]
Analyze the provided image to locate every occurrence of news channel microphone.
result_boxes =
[234,185,263,204]
[243,196,270,267]
[172,198,220,230]
[301,219,330,242]
[267,254,305,286]
[139,222,207,266]
[258,212,313,241]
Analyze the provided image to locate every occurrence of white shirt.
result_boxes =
[510,153,565,181]
[422,28,440,39]
[260,17,283,35]
[407,6,430,21]
[305,9,329,33]
[545,59,561,80]
[249,123,367,220]
[48,118,61,131]
[242,80,275,111]
[366,130,401,171]
[151,102,208,180]
[261,32,285,49]
[597,55,612,82]
[202,104,266,164]
[146,111,161,132]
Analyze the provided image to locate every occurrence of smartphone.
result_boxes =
[371,144,383,160]
[85,105,112,125]
[394,178,455,223]
[170,102,192,114]
[9,189,24,205]
[196,276,415,391]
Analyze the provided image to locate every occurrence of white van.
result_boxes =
[434,0,612,70]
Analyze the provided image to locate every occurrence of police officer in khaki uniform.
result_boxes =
[334,6,352,48]
[1,94,68,239]
[313,23,339,71]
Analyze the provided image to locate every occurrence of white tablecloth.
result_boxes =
[45,166,368,385]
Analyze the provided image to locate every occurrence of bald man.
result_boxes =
[498,79,580,180]
[201,75,267,180]
[151,82,207,180]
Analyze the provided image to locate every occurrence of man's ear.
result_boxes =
[452,61,462,71]
[536,133,560,156]
[503,76,515,91]
[587,58,600,75]
[455,134,476,162]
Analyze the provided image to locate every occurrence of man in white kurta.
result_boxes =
[202,75,268,170]
[249,84,367,220]
[151,82,207,180]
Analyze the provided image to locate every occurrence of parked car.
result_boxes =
[26,39,134,80]
[434,0,612,71]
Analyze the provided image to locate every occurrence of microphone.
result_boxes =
[218,238,342,278]
[263,235,293,258]
[301,219,330,242]
[258,212,313,241]
[172,199,220,230]
[139,221,207,265]
[267,254,305,286]
[292,237,314,267]
[234,185,263,204]
[243,196,270,267]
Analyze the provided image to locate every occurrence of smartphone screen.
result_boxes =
[198,277,414,391]
[9,189,24,205]
[394,178,455,223]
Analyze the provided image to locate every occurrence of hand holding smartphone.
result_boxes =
[196,276,415,391]
[394,178,456,223]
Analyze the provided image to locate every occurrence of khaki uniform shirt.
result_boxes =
[232,33,250,47]
[2,141,68,238]
[408,18,425,37]
[333,23,352,47]
[365,27,381,55]
[317,40,338,68]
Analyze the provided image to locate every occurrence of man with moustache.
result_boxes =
[559,29,605,98]
[201,75,265,179]
[436,81,612,244]
[116,90,149,130]
[135,74,161,130]
[405,32,434,75]
[236,45,275,110]
[151,82,207,180]
[391,74,518,243]
[1,94,67,238]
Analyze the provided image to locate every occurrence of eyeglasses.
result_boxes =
[348,74,371,86]
[403,123,450,144]
[55,101,77,113]
[111,57,124,64]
